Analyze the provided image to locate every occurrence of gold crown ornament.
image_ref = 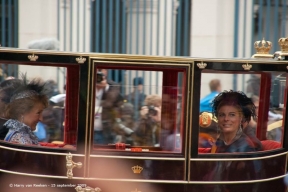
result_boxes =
[131,165,143,174]
[242,63,252,70]
[278,37,288,53]
[251,38,273,59]
[274,37,288,60]
[196,61,207,69]
[76,56,86,64]
[28,53,38,61]
[254,38,272,54]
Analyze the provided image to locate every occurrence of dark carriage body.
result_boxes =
[0,46,287,192]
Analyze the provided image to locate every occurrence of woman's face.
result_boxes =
[217,105,242,134]
[22,102,45,131]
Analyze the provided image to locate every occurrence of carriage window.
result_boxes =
[199,71,284,154]
[92,67,186,153]
[0,64,78,149]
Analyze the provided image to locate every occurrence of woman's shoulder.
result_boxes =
[234,134,256,152]
[216,134,256,153]
[10,131,34,144]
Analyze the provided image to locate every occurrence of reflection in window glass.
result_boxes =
[93,68,185,153]
[199,72,284,154]
[0,64,71,149]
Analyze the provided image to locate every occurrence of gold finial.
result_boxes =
[196,61,207,69]
[254,38,272,54]
[131,165,143,174]
[76,56,86,64]
[251,38,273,59]
[28,53,38,61]
[278,37,288,53]
[273,37,288,60]
[242,63,252,70]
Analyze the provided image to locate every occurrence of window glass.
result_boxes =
[199,71,284,154]
[0,64,77,149]
[93,68,186,153]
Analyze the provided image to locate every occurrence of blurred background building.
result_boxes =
[0,0,287,97]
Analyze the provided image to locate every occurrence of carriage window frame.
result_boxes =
[196,68,286,156]
[90,61,190,155]
[0,59,83,152]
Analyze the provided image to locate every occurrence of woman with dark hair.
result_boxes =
[204,90,262,192]
[211,90,261,153]
[4,77,48,145]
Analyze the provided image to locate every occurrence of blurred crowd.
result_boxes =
[94,69,181,151]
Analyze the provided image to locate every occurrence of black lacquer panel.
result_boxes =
[190,155,286,181]
[186,178,286,192]
[0,147,84,177]
[89,158,185,180]
[201,62,288,72]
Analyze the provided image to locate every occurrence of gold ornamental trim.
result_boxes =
[132,165,143,174]
[28,53,38,61]
[242,63,252,70]
[196,61,207,69]
[192,151,286,161]
[75,186,101,192]
[66,152,83,179]
[76,56,86,64]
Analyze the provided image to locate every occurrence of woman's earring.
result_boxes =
[21,115,24,123]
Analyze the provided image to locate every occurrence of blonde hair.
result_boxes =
[144,94,162,107]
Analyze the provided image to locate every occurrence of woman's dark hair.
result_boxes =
[211,90,256,122]
[0,79,23,104]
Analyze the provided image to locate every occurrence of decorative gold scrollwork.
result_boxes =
[28,53,38,61]
[242,63,252,70]
[75,186,101,192]
[76,56,86,64]
[66,152,82,179]
[196,61,207,69]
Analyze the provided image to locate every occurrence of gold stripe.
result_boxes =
[187,62,194,181]
[0,169,286,184]
[72,175,286,184]
[0,168,75,179]
[0,144,84,156]
[192,151,287,161]
[89,155,184,161]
